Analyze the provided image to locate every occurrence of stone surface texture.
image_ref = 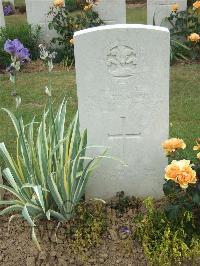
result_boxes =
[74,24,170,199]
[93,0,126,25]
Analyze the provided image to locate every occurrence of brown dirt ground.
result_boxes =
[0,192,199,266]
[0,195,147,266]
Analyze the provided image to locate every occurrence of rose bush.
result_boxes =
[162,137,200,220]
[48,0,103,66]
[165,1,200,62]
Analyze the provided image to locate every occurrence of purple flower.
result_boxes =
[3,5,14,16]
[4,39,23,54]
[119,226,131,234]
[4,39,30,61]
[17,47,30,61]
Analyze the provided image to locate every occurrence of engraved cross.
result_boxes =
[108,117,141,163]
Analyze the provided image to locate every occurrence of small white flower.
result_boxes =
[39,44,49,60]
[9,74,15,84]
[45,86,51,96]
[15,96,21,109]
[48,60,53,72]
[11,61,21,71]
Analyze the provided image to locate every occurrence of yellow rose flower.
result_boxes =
[86,0,100,4]
[193,1,200,9]
[84,5,89,11]
[165,160,197,189]
[187,33,200,42]
[193,138,200,151]
[54,0,64,8]
[172,3,179,12]
[70,38,74,45]
[84,3,93,11]
[84,0,100,11]
[193,139,200,159]
[162,138,186,155]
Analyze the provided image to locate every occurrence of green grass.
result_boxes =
[170,64,200,158]
[127,6,147,24]
[5,14,27,26]
[15,0,25,5]
[5,0,26,26]
[0,70,77,159]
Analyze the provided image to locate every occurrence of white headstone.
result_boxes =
[0,0,5,27]
[93,0,126,25]
[74,24,170,199]
[147,0,187,26]
[25,0,56,43]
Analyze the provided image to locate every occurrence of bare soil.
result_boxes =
[0,198,147,266]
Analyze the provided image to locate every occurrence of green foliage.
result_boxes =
[164,7,200,62]
[65,0,79,12]
[109,191,141,214]
[188,0,196,8]
[0,96,103,249]
[70,201,107,251]
[0,24,41,69]
[134,197,200,265]
[48,5,103,64]
[2,1,14,7]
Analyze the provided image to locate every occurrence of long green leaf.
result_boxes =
[22,205,35,227]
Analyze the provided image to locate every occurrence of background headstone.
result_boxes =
[93,0,126,25]
[74,24,170,199]
[0,0,5,27]
[147,0,187,26]
[25,0,57,43]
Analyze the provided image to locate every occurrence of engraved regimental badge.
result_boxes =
[106,45,137,78]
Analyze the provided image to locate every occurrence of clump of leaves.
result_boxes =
[109,191,141,214]
[134,197,200,266]
[163,5,200,62]
[69,200,107,252]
